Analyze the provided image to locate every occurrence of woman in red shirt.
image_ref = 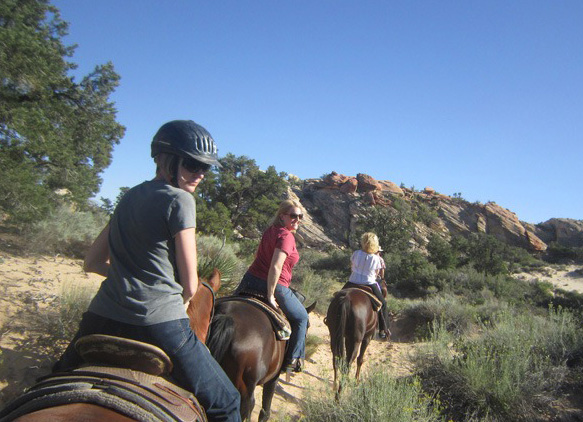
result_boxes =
[235,199,308,372]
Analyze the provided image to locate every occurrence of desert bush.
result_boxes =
[387,251,437,297]
[415,307,583,421]
[196,235,247,295]
[292,265,338,313]
[305,333,325,361]
[426,234,457,270]
[300,366,444,421]
[37,279,100,356]
[545,242,583,264]
[403,294,478,338]
[23,205,108,258]
[310,248,351,279]
[412,201,440,226]
[358,204,414,255]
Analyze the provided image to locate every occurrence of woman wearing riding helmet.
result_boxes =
[53,120,241,422]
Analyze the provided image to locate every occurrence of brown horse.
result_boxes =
[325,288,377,398]
[1,271,222,422]
[207,299,316,422]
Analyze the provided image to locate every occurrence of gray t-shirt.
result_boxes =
[89,179,197,325]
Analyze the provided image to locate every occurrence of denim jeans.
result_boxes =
[54,312,241,422]
[236,272,308,361]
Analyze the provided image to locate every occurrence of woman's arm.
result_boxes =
[175,227,198,305]
[266,248,287,308]
[83,223,111,276]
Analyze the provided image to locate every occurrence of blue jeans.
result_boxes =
[54,312,241,422]
[236,272,308,361]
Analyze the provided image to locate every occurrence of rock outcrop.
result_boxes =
[532,219,583,248]
[288,171,582,252]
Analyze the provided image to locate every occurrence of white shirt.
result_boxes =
[349,250,383,285]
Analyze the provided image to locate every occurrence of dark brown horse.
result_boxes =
[1,271,222,422]
[325,288,377,398]
[207,299,316,422]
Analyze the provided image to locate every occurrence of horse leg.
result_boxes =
[355,335,372,381]
[235,382,255,422]
[332,355,342,401]
[258,376,278,422]
[346,338,361,379]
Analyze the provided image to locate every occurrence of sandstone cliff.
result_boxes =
[289,171,582,252]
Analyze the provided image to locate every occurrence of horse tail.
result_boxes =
[330,291,349,361]
[206,313,235,363]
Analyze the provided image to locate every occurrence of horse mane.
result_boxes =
[206,313,235,362]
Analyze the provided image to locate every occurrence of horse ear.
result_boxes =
[209,269,222,292]
[305,301,317,314]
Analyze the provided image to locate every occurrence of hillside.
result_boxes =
[291,171,583,253]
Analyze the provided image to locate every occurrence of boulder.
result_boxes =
[323,171,350,188]
[534,218,583,248]
[339,178,358,194]
[356,173,381,193]
[378,180,404,196]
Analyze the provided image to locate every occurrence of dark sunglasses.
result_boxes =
[287,213,304,220]
[181,159,211,174]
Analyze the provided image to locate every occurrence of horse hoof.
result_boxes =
[259,409,270,422]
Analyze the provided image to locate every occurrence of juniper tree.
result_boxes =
[0,0,124,223]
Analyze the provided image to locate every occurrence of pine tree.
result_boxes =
[0,0,125,223]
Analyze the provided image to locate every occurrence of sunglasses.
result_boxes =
[181,159,211,174]
[287,213,304,220]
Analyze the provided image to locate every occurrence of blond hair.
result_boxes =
[271,199,302,228]
[360,232,380,254]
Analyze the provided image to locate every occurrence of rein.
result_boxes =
[201,280,216,342]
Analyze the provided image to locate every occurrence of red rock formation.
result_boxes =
[356,173,381,193]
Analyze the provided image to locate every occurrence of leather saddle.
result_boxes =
[341,282,383,312]
[0,335,207,422]
[217,295,292,341]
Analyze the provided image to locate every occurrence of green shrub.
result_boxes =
[403,295,478,338]
[388,251,437,297]
[415,307,583,421]
[545,242,583,264]
[426,234,457,270]
[292,265,338,313]
[37,279,99,356]
[197,235,246,295]
[300,366,444,422]
[23,205,108,258]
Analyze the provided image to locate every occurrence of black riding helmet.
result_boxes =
[151,120,222,168]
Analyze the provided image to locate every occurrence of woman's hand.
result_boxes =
[267,294,278,309]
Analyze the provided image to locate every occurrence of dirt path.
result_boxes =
[248,310,417,421]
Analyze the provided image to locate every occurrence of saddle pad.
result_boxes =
[340,284,383,312]
[0,366,207,422]
[217,296,291,340]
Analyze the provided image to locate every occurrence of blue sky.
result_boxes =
[52,1,582,224]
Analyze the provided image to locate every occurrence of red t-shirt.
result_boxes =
[248,225,299,288]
